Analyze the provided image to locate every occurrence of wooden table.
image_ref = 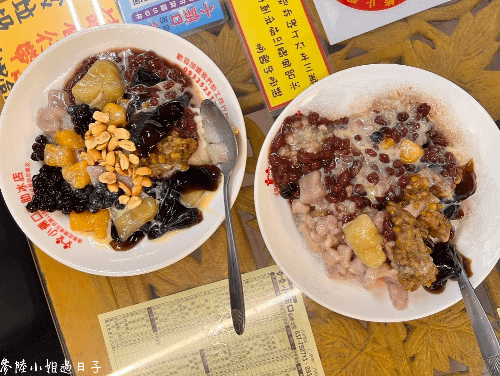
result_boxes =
[22,0,500,375]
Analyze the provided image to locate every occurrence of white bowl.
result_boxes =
[0,24,246,276]
[254,64,500,322]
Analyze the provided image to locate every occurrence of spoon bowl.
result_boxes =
[200,99,245,335]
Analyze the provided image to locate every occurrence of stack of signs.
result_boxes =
[116,0,228,35]
[314,0,452,45]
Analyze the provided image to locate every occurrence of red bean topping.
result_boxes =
[444,152,456,164]
[440,170,449,177]
[391,129,401,143]
[311,161,321,170]
[366,172,379,184]
[331,184,343,193]
[337,190,347,202]
[339,117,349,125]
[404,164,416,171]
[349,160,362,178]
[417,103,431,118]
[447,165,458,177]
[354,184,365,195]
[297,150,313,164]
[163,81,175,90]
[340,139,351,150]
[354,134,362,141]
[386,167,395,176]
[433,134,449,147]
[381,127,392,137]
[300,164,311,174]
[374,115,387,125]
[338,170,351,186]
[365,149,377,157]
[372,143,380,150]
[399,128,408,137]
[427,151,439,163]
[397,112,409,122]
[308,112,319,124]
[343,214,355,224]
[379,153,390,163]
[325,193,338,203]
[408,122,420,132]
[397,175,410,187]
[427,128,438,138]
[393,159,403,168]
[370,163,380,171]
[352,149,362,156]
[395,167,405,177]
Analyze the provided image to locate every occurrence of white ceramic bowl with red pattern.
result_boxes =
[0,24,246,276]
[255,64,500,321]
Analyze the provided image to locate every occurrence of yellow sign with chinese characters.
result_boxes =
[228,0,331,112]
[0,0,122,102]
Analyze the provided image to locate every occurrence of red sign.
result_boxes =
[337,0,406,11]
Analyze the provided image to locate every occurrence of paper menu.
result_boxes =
[313,0,451,46]
[99,265,326,375]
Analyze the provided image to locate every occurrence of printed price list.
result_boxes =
[99,265,325,376]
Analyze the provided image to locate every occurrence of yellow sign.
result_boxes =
[0,0,122,101]
[228,0,331,112]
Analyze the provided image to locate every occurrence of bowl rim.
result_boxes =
[254,63,500,321]
[0,23,247,276]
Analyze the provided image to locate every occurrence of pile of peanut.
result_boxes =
[80,110,153,210]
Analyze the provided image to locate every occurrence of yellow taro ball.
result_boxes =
[102,103,127,126]
[54,130,85,149]
[44,144,77,167]
[62,160,91,189]
[400,139,425,164]
[343,214,385,268]
[70,209,110,239]
[72,60,125,110]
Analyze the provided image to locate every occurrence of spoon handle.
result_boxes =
[456,270,500,375]
[223,173,245,335]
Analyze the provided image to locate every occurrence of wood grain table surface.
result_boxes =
[10,0,500,375]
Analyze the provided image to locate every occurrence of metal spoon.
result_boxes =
[449,249,500,375]
[200,99,245,335]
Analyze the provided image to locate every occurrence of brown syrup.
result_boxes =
[425,242,472,294]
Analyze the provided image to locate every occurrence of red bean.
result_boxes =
[391,129,401,143]
[374,115,387,125]
[349,160,362,178]
[331,184,343,193]
[412,132,419,141]
[343,214,355,223]
[386,167,395,176]
[417,103,431,118]
[337,190,347,202]
[338,170,351,186]
[365,149,377,157]
[308,112,319,124]
[367,172,379,184]
[325,193,338,203]
[404,163,416,171]
[354,134,362,141]
[433,135,449,146]
[397,112,409,122]
[340,139,351,150]
[354,184,365,195]
[395,167,405,177]
[379,154,390,163]
[393,159,403,168]
[397,175,410,187]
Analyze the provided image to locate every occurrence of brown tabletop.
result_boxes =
[13,0,500,375]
